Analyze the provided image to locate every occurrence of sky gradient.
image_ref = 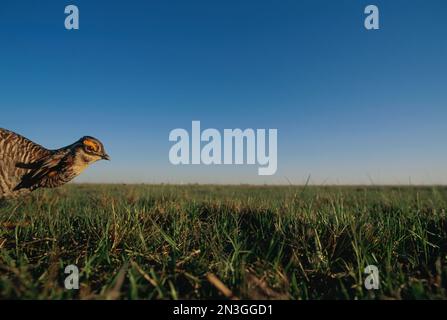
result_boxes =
[0,0,446,184]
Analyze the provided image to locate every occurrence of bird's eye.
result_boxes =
[83,139,99,153]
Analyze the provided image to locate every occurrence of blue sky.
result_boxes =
[0,0,446,184]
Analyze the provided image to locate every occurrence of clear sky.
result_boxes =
[0,0,446,184]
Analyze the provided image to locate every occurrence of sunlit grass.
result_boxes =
[0,184,446,299]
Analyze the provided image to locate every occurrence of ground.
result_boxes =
[0,184,446,299]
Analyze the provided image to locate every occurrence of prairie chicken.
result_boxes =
[0,128,109,199]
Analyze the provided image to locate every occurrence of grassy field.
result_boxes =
[0,184,446,299]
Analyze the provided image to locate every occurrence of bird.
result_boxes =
[0,128,110,199]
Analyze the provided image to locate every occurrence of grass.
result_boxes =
[0,184,446,299]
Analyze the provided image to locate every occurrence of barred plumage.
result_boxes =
[0,128,109,199]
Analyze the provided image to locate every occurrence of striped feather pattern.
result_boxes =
[0,128,108,199]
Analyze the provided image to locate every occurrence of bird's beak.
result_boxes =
[102,154,111,161]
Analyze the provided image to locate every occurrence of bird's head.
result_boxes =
[74,136,110,164]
